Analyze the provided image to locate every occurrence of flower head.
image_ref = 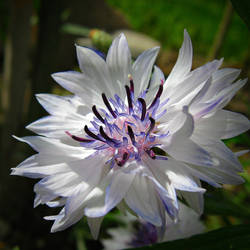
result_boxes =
[12,30,249,238]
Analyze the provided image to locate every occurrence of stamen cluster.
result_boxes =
[67,76,168,167]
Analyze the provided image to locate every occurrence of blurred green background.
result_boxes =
[0,0,249,249]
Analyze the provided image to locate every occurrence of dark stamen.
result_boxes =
[117,152,129,166]
[128,74,134,93]
[125,85,133,114]
[148,84,163,109]
[138,98,147,121]
[147,117,155,135]
[92,105,105,123]
[84,125,103,141]
[127,125,135,144]
[102,93,117,118]
[65,131,93,143]
[99,126,115,143]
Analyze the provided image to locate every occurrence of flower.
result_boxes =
[102,202,205,249]
[12,30,249,238]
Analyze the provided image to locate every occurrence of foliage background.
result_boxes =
[0,0,249,249]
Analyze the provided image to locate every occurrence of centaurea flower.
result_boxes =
[12,30,249,238]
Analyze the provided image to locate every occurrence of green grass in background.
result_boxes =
[107,0,249,62]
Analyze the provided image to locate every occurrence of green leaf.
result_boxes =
[231,0,250,29]
[129,224,250,250]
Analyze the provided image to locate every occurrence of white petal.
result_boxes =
[213,67,241,85]
[158,105,193,137]
[202,140,242,172]
[158,107,186,133]
[34,171,84,197]
[132,47,160,96]
[26,115,87,138]
[189,77,212,108]
[146,157,205,193]
[215,110,249,139]
[47,198,67,208]
[150,65,165,89]
[177,106,194,138]
[192,114,227,143]
[50,205,84,232]
[34,193,57,208]
[235,150,249,157]
[140,159,179,220]
[124,174,163,226]
[190,164,244,185]
[87,216,104,240]
[12,158,69,179]
[35,94,90,116]
[204,68,241,100]
[84,170,135,217]
[193,78,247,118]
[162,108,214,167]
[212,78,247,110]
[166,59,223,105]
[165,30,193,86]
[183,163,222,187]
[165,137,214,167]
[13,136,93,158]
[163,202,205,241]
[146,66,165,104]
[75,45,113,97]
[51,71,105,108]
[106,33,132,98]
[50,165,109,233]
[180,191,204,215]
[192,110,249,149]
[148,176,179,220]
[83,169,116,217]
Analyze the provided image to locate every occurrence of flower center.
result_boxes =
[66,75,169,167]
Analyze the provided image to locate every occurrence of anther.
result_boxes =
[102,93,117,118]
[65,131,93,143]
[84,125,103,141]
[127,125,136,144]
[125,85,133,114]
[128,74,134,93]
[92,105,105,123]
[138,98,146,121]
[148,83,163,109]
[99,126,116,143]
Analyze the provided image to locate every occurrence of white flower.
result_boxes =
[12,30,249,238]
[102,202,205,249]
